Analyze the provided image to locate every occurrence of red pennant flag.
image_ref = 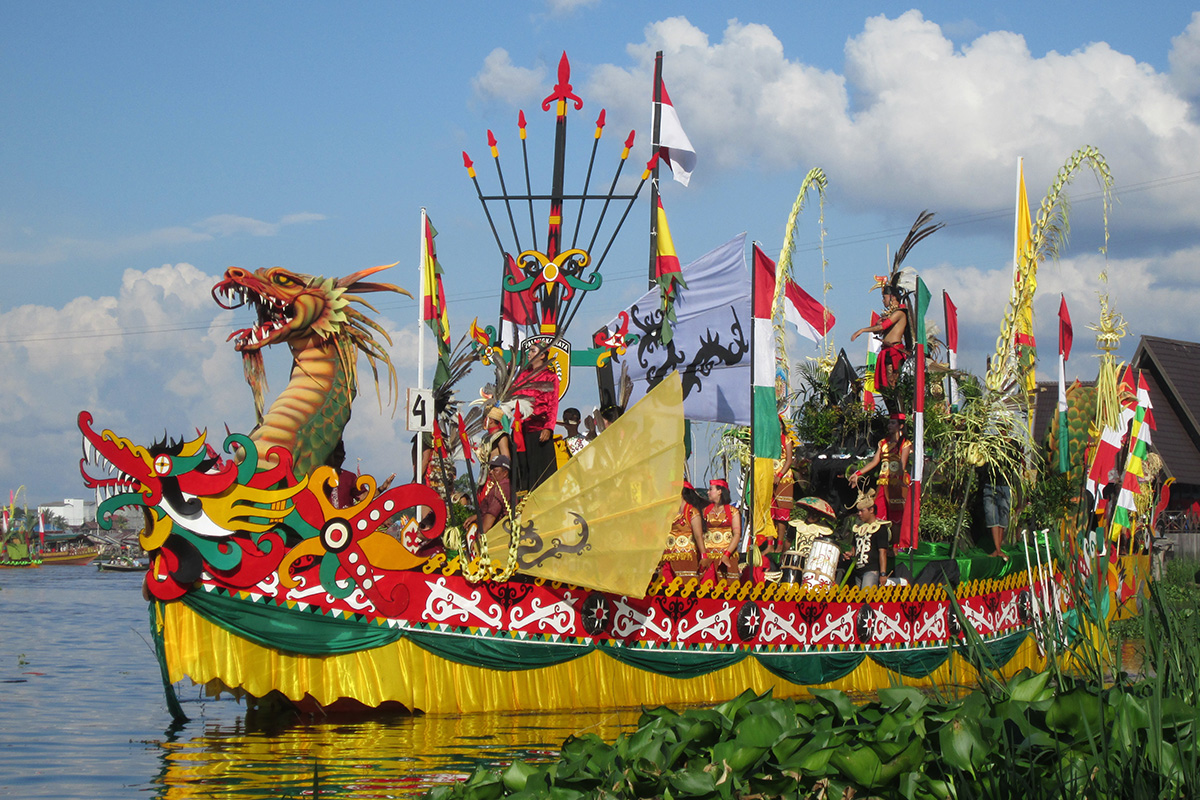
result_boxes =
[431,418,447,457]
[1058,294,1073,361]
[512,402,526,452]
[457,413,474,463]
[943,293,958,353]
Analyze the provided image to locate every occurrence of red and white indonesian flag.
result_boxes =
[752,245,782,459]
[784,277,835,344]
[655,82,696,187]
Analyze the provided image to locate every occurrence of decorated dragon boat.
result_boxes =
[79,53,1144,721]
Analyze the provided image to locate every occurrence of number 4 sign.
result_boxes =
[407,388,433,432]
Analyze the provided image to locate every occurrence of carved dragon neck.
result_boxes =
[250,335,353,477]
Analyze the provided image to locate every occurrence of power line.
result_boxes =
[4,169,1198,347]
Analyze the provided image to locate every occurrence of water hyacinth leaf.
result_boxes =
[876,736,926,784]
[712,688,759,725]
[667,766,717,797]
[685,706,734,731]
[937,716,990,777]
[809,687,858,721]
[733,712,784,748]
[876,686,930,715]
[1007,668,1054,703]
[1045,687,1105,737]
[711,737,769,774]
[743,698,797,733]
[828,742,884,788]
[502,761,538,792]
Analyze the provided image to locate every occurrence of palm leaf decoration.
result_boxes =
[773,167,829,405]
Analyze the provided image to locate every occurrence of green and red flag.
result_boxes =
[421,213,452,387]
[751,244,783,459]
[899,276,932,551]
[1110,371,1155,539]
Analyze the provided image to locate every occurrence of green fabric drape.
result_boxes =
[604,644,751,678]
[757,651,865,685]
[870,648,950,678]
[182,591,404,655]
[181,589,1030,683]
[405,629,592,671]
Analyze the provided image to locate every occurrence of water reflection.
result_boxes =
[153,704,641,798]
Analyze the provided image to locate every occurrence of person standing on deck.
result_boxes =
[851,285,909,415]
[849,414,911,540]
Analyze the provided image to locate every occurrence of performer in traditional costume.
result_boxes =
[691,479,741,578]
[511,343,560,492]
[851,284,909,413]
[844,488,891,587]
[658,481,707,583]
[850,414,911,538]
[787,497,837,560]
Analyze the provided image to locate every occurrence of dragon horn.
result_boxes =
[337,262,402,289]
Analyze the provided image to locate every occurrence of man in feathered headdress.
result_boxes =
[851,278,909,412]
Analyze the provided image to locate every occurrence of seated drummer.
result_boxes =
[844,488,891,588]
[788,497,837,560]
[691,478,742,578]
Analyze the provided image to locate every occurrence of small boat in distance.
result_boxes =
[96,556,148,572]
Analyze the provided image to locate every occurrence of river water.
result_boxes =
[0,566,640,799]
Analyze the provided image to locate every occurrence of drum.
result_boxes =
[780,550,804,583]
[801,539,839,587]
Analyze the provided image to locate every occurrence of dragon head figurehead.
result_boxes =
[212,263,410,474]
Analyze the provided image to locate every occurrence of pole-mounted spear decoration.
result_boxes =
[571,109,606,250]
[518,110,537,252]
[462,151,504,254]
[489,130,523,252]
[464,50,647,346]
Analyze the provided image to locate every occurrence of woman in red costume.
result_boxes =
[690,479,742,578]
[849,414,911,537]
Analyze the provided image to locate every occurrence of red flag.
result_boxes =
[431,418,448,457]
[457,413,474,463]
[512,402,526,452]
[1058,295,1073,360]
[943,292,958,353]
[502,253,536,326]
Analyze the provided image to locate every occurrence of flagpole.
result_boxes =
[744,240,758,559]
[648,50,663,291]
[417,208,427,484]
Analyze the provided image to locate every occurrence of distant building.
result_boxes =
[37,498,95,527]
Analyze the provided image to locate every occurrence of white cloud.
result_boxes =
[545,0,599,15]
[585,13,1200,236]
[921,248,1200,383]
[0,213,326,267]
[472,48,548,106]
[1169,12,1200,106]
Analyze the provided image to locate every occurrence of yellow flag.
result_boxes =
[488,371,685,597]
[1015,160,1037,392]
[753,458,775,545]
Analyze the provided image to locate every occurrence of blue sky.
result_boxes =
[4,1,1200,503]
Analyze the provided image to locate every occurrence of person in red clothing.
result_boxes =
[477,455,514,535]
[849,414,911,535]
[511,343,560,493]
[851,285,909,414]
